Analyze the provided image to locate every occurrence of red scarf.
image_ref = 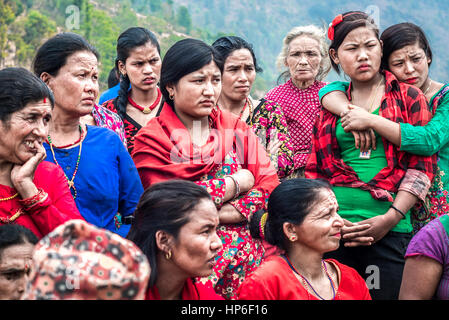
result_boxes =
[132,103,279,191]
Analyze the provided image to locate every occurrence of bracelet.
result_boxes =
[390,204,406,219]
[226,175,240,200]
[19,188,48,209]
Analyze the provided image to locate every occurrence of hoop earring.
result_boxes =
[165,250,172,260]
[169,93,174,101]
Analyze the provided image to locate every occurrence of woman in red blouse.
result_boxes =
[132,38,279,299]
[238,178,371,300]
[0,68,82,239]
[127,180,223,300]
[102,27,164,154]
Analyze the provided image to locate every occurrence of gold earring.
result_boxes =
[165,250,172,260]
[290,235,297,242]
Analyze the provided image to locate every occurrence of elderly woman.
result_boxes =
[24,219,150,300]
[0,67,82,238]
[127,180,223,300]
[102,27,163,154]
[212,36,295,180]
[33,33,144,237]
[0,224,38,300]
[265,25,331,177]
[132,38,279,299]
[238,178,371,300]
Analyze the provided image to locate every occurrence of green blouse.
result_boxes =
[319,82,449,231]
[333,108,412,233]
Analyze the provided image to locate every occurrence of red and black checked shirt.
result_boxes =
[305,71,437,201]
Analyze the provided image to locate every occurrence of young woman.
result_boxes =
[132,38,279,299]
[305,11,436,300]
[239,179,371,300]
[212,36,295,180]
[320,22,448,232]
[102,27,163,154]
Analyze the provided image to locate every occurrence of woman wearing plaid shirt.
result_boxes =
[305,11,436,300]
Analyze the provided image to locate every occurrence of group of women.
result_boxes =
[0,9,448,301]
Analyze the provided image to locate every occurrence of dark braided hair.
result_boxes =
[115,27,160,120]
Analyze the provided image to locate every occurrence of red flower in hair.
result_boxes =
[328,14,343,40]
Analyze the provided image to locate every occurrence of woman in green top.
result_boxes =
[320,22,448,233]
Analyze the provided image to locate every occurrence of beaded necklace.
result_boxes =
[46,125,83,148]
[237,98,253,125]
[47,126,84,200]
[284,254,337,300]
[0,193,18,201]
[128,88,162,114]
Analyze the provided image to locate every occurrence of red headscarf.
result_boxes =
[132,103,279,192]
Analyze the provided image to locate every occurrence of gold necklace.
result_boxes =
[0,193,18,201]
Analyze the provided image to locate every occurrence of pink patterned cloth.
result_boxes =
[92,104,128,148]
[265,79,327,169]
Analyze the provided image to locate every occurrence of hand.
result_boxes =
[341,219,374,247]
[351,129,376,153]
[11,141,46,198]
[232,168,255,193]
[267,131,282,157]
[342,213,397,247]
[218,203,246,224]
[340,104,374,132]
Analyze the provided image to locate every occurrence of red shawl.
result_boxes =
[132,103,279,193]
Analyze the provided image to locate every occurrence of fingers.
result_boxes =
[352,131,360,149]
[369,128,377,150]
[343,237,374,247]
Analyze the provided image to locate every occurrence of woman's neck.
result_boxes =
[287,246,325,281]
[49,108,81,136]
[218,95,246,116]
[154,256,187,300]
[0,161,13,187]
[292,78,315,90]
[129,87,159,107]
[351,72,383,93]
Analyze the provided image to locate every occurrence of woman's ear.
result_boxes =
[40,72,52,86]
[329,48,339,65]
[117,60,126,77]
[282,222,298,242]
[155,230,174,254]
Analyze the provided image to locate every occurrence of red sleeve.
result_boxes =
[400,85,437,182]
[233,124,280,219]
[29,162,84,236]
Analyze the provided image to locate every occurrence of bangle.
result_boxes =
[19,188,48,209]
[226,175,240,200]
[390,204,406,219]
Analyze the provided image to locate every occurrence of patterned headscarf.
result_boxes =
[23,219,150,300]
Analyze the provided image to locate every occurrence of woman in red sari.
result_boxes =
[132,38,279,299]
[238,178,371,300]
[127,180,223,300]
[0,68,82,239]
